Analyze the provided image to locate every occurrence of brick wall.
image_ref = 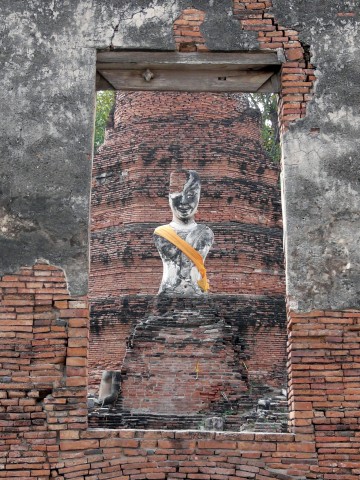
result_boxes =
[0,263,89,478]
[287,309,360,478]
[1,265,360,477]
[173,9,208,52]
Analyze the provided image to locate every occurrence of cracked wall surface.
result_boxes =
[0,1,359,306]
[272,0,360,310]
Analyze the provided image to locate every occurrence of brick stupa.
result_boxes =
[89,92,287,431]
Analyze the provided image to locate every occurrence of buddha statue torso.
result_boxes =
[154,170,214,296]
[154,220,214,295]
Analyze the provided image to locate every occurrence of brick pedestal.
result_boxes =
[89,294,287,431]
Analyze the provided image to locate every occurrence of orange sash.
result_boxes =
[154,225,209,292]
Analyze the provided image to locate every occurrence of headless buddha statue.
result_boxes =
[154,170,214,295]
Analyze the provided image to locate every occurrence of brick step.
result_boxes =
[228,416,288,433]
[88,411,205,430]
[89,405,288,432]
[244,423,287,433]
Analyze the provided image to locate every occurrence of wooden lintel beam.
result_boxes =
[97,51,282,70]
[97,68,279,93]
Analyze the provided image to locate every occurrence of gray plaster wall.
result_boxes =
[0,0,359,312]
[273,0,360,311]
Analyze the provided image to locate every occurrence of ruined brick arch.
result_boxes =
[1,0,360,478]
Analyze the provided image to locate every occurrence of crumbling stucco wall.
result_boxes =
[0,1,358,307]
[274,1,360,311]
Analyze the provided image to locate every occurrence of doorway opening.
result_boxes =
[88,52,287,432]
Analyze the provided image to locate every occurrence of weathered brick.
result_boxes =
[60,440,99,451]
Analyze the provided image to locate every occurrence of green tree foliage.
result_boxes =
[248,93,280,163]
[94,90,116,151]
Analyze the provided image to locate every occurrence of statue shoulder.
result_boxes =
[196,224,214,239]
[153,224,170,234]
[188,223,214,247]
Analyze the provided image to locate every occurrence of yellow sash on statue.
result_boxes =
[154,225,209,292]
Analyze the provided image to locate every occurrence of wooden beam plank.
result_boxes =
[257,72,281,93]
[98,68,278,93]
[97,62,275,72]
[96,51,281,70]
[96,72,115,91]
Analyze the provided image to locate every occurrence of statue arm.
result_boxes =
[190,226,214,260]
[153,233,179,261]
